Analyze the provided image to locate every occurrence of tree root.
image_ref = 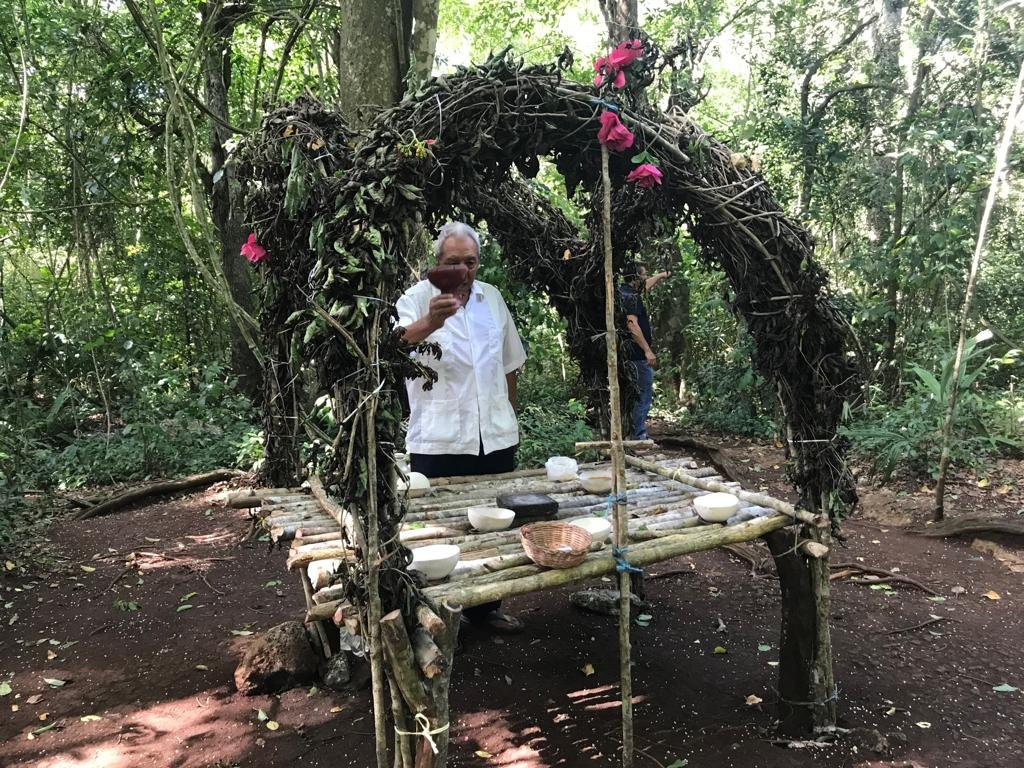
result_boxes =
[829,562,939,596]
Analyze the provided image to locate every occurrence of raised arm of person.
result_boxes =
[644,270,670,291]
[397,293,459,344]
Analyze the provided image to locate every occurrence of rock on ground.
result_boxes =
[234,621,319,695]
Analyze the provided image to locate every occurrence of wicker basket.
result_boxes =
[519,522,593,569]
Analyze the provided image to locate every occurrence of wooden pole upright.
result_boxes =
[365,317,390,768]
[600,143,634,768]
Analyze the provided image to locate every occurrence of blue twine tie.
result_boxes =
[590,97,620,112]
[612,546,643,576]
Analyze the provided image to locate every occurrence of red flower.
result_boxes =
[626,163,663,188]
[597,111,634,152]
[608,39,644,69]
[240,232,268,264]
[593,55,627,89]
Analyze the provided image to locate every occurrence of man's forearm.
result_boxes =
[627,318,654,357]
[506,369,519,410]
[400,316,440,345]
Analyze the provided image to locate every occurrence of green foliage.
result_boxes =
[1,363,261,491]
[844,336,1023,479]
[517,382,594,469]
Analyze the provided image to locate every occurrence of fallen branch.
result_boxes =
[829,562,938,596]
[915,515,1024,539]
[880,616,957,635]
[72,469,242,520]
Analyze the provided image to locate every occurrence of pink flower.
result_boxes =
[608,39,644,68]
[597,111,634,152]
[593,55,626,89]
[240,232,267,264]
[626,163,663,188]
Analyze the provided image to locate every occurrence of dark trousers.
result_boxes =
[411,441,516,622]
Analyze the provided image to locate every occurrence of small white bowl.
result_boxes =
[579,468,613,494]
[468,506,515,532]
[409,544,461,581]
[694,492,741,523]
[397,471,431,498]
[569,516,613,543]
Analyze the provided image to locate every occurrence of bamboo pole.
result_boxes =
[365,385,389,768]
[421,515,792,608]
[310,474,367,551]
[223,487,307,508]
[299,568,333,659]
[428,466,548,487]
[600,142,634,768]
[574,439,655,451]
[624,455,821,526]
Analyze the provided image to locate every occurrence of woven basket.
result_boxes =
[519,522,593,569]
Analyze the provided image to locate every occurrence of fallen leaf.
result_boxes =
[195,664,210,671]
[997,484,1013,495]
[5,561,15,571]
[29,721,58,737]
[329,706,344,713]
[8,613,17,625]
[581,663,595,677]
[11,704,18,712]
[80,565,96,573]
[992,683,1018,693]
[144,537,160,543]
[266,720,280,731]
[767,661,779,667]
[983,591,1001,600]
[43,678,65,688]
[181,592,197,602]
[307,686,319,697]
[928,596,946,602]
[977,478,990,488]
[713,646,727,654]
[757,643,772,652]
[916,721,932,729]
[176,604,193,612]
[0,682,11,696]
[39,712,48,720]
[745,694,763,706]
[80,715,102,722]
[950,586,966,595]
[26,694,42,704]
[257,709,268,722]
[474,750,493,759]
[231,629,253,636]
[46,650,56,660]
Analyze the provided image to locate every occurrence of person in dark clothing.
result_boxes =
[619,263,669,440]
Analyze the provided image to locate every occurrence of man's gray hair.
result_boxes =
[434,221,481,261]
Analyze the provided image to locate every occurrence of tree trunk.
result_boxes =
[201,1,261,399]
[597,0,638,39]
[766,527,836,733]
[332,0,414,124]
[409,0,440,86]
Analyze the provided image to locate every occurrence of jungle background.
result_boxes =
[2,0,1023,558]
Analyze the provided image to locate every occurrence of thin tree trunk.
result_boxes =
[933,55,1024,520]
[597,0,638,38]
[409,0,439,85]
[201,1,261,399]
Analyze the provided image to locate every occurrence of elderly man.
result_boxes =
[397,221,526,633]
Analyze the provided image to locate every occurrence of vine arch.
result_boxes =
[241,48,859,766]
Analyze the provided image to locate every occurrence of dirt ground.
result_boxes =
[2,440,1023,768]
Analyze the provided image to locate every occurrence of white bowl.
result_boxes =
[579,468,613,494]
[397,471,431,498]
[569,516,613,543]
[468,506,515,532]
[546,456,578,481]
[694,492,741,523]
[409,544,460,580]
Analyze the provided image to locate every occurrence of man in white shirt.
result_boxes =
[396,222,527,633]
